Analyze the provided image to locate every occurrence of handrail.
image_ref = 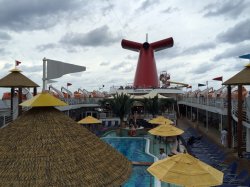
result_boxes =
[61,86,73,98]
[48,85,64,98]
[179,97,250,125]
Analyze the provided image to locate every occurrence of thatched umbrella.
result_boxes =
[223,63,250,157]
[0,68,39,117]
[0,92,132,186]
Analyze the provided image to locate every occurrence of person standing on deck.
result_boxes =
[221,128,228,147]
[158,148,167,160]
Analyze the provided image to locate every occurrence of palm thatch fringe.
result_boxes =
[0,107,131,186]
[0,70,39,87]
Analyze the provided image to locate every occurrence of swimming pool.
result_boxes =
[102,137,157,187]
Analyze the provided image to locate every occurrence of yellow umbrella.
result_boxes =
[20,92,67,107]
[149,124,184,136]
[147,153,224,187]
[148,116,173,125]
[78,116,102,124]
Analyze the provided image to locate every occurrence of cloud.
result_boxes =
[101,2,114,16]
[189,63,215,74]
[213,43,250,61]
[223,62,245,72]
[2,63,12,69]
[0,48,6,55]
[155,44,182,59]
[111,62,127,70]
[0,0,83,31]
[60,25,120,47]
[136,0,159,11]
[36,43,58,52]
[100,61,110,66]
[0,31,11,40]
[21,65,43,73]
[216,19,250,44]
[203,0,249,18]
[111,61,134,73]
[121,65,134,73]
[161,7,179,14]
[125,55,137,60]
[106,77,129,85]
[182,42,216,55]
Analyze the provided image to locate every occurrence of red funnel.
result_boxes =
[121,37,174,89]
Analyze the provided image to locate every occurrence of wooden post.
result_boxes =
[237,85,243,157]
[10,87,14,120]
[33,87,37,96]
[18,87,22,116]
[227,85,232,148]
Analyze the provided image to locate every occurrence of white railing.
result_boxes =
[0,97,103,127]
[179,97,227,109]
[231,100,250,124]
[179,96,250,125]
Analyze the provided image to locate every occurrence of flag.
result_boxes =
[46,59,86,79]
[213,76,223,81]
[67,83,72,86]
[239,54,250,59]
[47,79,57,84]
[198,83,206,87]
[15,60,21,66]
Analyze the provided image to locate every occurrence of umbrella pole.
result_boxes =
[152,136,154,152]
[165,138,168,155]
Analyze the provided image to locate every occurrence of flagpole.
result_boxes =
[67,84,69,116]
[197,85,199,126]
[42,57,47,91]
[206,81,209,132]
[220,78,223,132]
[213,77,223,132]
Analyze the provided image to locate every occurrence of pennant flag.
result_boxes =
[239,54,250,59]
[46,59,86,79]
[198,83,206,87]
[213,76,223,81]
[47,79,57,84]
[67,83,72,86]
[15,60,21,66]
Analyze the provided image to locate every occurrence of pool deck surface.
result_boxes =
[177,116,250,175]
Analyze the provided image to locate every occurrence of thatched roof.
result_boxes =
[223,64,250,85]
[0,68,39,87]
[0,107,131,186]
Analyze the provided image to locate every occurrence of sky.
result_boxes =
[0,0,250,95]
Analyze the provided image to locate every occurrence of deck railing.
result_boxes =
[0,97,102,127]
[179,96,250,125]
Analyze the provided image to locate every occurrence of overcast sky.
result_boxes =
[0,0,250,95]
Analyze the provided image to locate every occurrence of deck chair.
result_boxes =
[241,176,250,186]
[222,161,238,177]
[224,169,248,184]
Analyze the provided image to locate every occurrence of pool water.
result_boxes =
[103,137,154,162]
[102,137,155,187]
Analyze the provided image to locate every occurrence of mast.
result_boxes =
[42,57,47,91]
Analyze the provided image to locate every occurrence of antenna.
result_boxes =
[146,33,148,42]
